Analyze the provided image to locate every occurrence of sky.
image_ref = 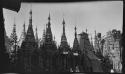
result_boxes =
[3,1,123,47]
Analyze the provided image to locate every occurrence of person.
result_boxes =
[0,0,21,72]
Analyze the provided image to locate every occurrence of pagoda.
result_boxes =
[18,9,39,72]
[57,18,71,72]
[40,13,57,72]
[71,26,81,72]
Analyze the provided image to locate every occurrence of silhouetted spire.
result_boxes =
[75,26,77,38]
[24,8,35,42]
[61,18,67,43]
[60,18,69,49]
[62,18,65,35]
[73,26,80,51]
[45,13,53,42]
[29,8,32,27]
[35,26,38,43]
[48,12,51,21]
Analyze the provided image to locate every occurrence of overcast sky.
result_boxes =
[3,1,123,47]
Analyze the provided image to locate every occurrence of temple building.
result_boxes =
[57,18,71,72]
[40,13,57,72]
[71,26,82,72]
[17,9,39,72]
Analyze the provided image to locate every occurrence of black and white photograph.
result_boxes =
[0,0,123,73]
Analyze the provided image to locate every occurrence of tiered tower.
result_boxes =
[57,18,71,72]
[19,9,38,72]
[40,13,57,72]
[72,26,81,72]
[59,18,70,52]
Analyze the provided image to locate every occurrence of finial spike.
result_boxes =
[48,12,51,21]
[62,18,65,25]
[75,26,77,38]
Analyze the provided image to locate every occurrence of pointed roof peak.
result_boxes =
[74,26,77,38]
[75,26,77,32]
[29,4,32,14]
[62,18,65,25]
[29,9,32,15]
[23,21,25,26]
[29,4,32,20]
[48,12,51,21]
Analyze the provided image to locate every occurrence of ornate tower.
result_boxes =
[72,26,81,72]
[60,18,68,47]
[41,13,57,72]
[24,9,35,44]
[19,9,38,72]
[21,8,37,49]
[72,26,80,52]
[45,13,53,44]
[57,18,71,72]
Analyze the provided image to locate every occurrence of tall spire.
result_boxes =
[45,13,53,42]
[35,26,38,43]
[60,18,68,47]
[62,18,65,35]
[48,13,51,28]
[75,26,77,38]
[48,12,51,22]
[73,26,80,51]
[24,8,35,42]
[29,7,32,26]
